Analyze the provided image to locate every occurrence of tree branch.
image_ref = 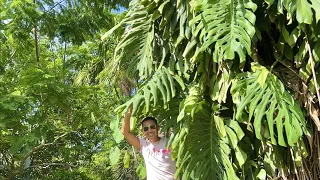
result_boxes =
[63,42,67,69]
[43,0,67,13]
[5,132,74,180]
[20,133,70,170]
[28,162,76,169]
[33,0,40,68]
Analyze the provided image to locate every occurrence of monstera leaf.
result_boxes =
[265,0,320,24]
[106,0,317,179]
[114,67,185,115]
[172,87,240,180]
[189,0,257,63]
[231,64,307,146]
[104,0,154,79]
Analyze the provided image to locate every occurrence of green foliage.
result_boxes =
[43,169,91,180]
[109,146,121,166]
[173,87,238,180]
[2,0,320,179]
[114,67,185,115]
[0,0,131,179]
[136,163,147,179]
[190,0,257,63]
[266,0,320,24]
[231,64,306,146]
[105,0,320,179]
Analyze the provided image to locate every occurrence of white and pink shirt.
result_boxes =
[139,137,176,180]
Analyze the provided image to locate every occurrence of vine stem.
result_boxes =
[270,40,281,73]
[270,59,279,73]
[305,36,320,108]
[289,148,300,180]
[132,145,138,166]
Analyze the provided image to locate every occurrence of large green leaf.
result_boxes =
[114,67,185,115]
[109,146,121,166]
[110,118,124,143]
[104,0,196,83]
[266,0,320,24]
[136,163,147,179]
[231,64,307,146]
[189,0,257,63]
[210,69,233,103]
[110,0,154,79]
[173,87,239,180]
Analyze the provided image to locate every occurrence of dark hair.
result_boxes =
[141,116,158,127]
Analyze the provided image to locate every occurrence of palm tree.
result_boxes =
[104,0,320,179]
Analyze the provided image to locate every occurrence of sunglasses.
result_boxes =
[143,124,157,132]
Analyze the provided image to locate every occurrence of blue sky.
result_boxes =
[111,6,126,14]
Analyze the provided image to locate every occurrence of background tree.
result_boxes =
[104,0,320,179]
[0,0,134,179]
